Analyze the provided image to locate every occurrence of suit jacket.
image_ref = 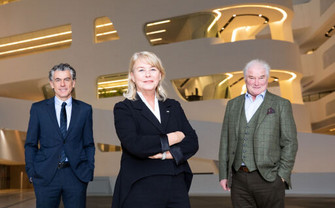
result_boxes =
[112,96,198,208]
[219,91,298,188]
[25,97,95,185]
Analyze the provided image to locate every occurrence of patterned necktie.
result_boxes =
[59,102,67,162]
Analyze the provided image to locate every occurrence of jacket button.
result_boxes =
[63,141,65,144]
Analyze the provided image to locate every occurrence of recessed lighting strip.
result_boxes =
[147,20,170,27]
[146,30,167,35]
[98,78,128,85]
[0,31,72,48]
[270,70,297,81]
[98,84,128,90]
[96,31,117,37]
[0,39,72,56]
[220,14,269,33]
[208,5,287,32]
[96,23,114,28]
[150,38,162,42]
[219,73,233,86]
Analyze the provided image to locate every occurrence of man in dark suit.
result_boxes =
[219,59,298,208]
[25,63,95,208]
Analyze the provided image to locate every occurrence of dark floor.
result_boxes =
[1,190,335,208]
[84,195,335,208]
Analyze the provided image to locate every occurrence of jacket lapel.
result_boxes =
[255,91,274,130]
[234,95,245,137]
[159,100,171,132]
[132,95,164,133]
[46,97,63,140]
[66,98,79,137]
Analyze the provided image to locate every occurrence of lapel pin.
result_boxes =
[166,110,170,113]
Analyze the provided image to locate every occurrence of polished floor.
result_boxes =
[1,189,335,208]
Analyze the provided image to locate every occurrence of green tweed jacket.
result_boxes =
[219,91,298,188]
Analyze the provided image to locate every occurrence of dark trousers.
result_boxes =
[231,169,285,208]
[33,165,88,208]
[123,173,190,208]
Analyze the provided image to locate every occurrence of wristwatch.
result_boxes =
[161,152,167,160]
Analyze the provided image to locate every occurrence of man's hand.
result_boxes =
[220,179,230,191]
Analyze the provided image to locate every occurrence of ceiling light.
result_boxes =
[270,70,297,81]
[207,10,222,32]
[96,31,117,37]
[96,23,113,28]
[98,79,128,85]
[210,5,288,32]
[219,73,233,86]
[306,49,315,55]
[146,30,167,35]
[150,38,163,42]
[0,39,72,56]
[0,31,72,48]
[147,20,170,27]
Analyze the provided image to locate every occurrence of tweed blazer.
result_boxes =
[219,91,298,188]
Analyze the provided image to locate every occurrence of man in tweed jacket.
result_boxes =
[219,59,298,208]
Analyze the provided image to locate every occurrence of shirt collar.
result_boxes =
[137,91,157,103]
[54,96,72,106]
[245,90,266,100]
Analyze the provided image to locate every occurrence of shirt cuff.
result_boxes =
[169,146,184,165]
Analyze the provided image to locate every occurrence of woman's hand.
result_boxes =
[148,151,173,159]
[167,131,185,146]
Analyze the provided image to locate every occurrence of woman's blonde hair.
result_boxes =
[123,51,167,101]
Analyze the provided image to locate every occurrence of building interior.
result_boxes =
[0,0,335,207]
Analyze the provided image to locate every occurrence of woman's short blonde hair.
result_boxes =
[123,51,167,101]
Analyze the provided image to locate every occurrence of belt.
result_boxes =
[239,166,250,173]
[58,162,70,169]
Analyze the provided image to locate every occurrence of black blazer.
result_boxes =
[112,96,198,208]
[24,97,95,185]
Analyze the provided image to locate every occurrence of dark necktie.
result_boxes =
[59,102,67,162]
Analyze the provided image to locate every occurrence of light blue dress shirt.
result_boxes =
[244,90,266,122]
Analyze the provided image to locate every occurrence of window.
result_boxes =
[95,17,120,43]
[172,74,232,102]
[0,25,72,59]
[97,72,128,98]
[144,12,218,46]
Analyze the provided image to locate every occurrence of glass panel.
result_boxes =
[97,72,128,98]
[95,17,120,43]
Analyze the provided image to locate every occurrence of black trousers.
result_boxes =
[123,173,190,208]
[231,169,285,208]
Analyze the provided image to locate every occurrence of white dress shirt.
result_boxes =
[137,92,161,123]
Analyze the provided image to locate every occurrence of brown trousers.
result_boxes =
[231,169,285,208]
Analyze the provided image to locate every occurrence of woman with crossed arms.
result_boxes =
[112,51,198,208]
